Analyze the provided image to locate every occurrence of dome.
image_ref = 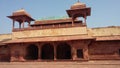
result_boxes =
[12,8,31,17]
[71,2,86,10]
[14,9,25,13]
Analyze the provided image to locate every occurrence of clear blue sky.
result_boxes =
[0,0,120,34]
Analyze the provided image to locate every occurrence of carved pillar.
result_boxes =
[19,22,21,29]
[22,19,25,28]
[10,45,14,62]
[12,20,15,29]
[83,45,89,60]
[19,43,25,62]
[38,44,42,61]
[72,15,74,26]
[84,14,87,25]
[72,47,77,60]
[54,44,57,60]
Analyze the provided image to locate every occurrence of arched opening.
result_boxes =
[57,43,72,59]
[41,43,54,60]
[25,44,38,60]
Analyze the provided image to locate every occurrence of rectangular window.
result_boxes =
[77,49,83,58]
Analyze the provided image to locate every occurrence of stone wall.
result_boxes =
[12,27,87,39]
[0,34,12,41]
[10,44,26,61]
[1,26,120,40]
[89,41,120,60]
[88,26,120,37]
[69,40,90,60]
[0,46,10,61]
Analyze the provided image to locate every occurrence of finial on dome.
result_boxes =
[70,0,86,9]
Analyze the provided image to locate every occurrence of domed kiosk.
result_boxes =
[66,1,91,25]
[7,9,35,30]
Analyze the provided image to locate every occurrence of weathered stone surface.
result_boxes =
[0,61,120,68]
[13,27,87,39]
[89,41,120,60]
[0,34,12,41]
[88,27,120,37]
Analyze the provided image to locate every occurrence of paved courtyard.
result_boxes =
[0,60,120,68]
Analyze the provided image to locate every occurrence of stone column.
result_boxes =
[12,20,15,29]
[19,44,25,62]
[84,46,89,60]
[10,45,14,62]
[72,16,74,26]
[72,47,77,60]
[38,44,42,61]
[84,14,87,25]
[54,45,57,60]
[19,22,21,29]
[22,19,25,28]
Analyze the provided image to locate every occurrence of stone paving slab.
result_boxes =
[0,60,120,68]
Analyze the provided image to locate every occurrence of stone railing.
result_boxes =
[13,23,86,32]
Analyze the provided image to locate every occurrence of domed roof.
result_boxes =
[12,8,31,17]
[71,1,86,10]
[14,9,26,13]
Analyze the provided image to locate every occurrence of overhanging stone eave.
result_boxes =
[4,35,95,44]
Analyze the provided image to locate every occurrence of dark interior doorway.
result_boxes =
[77,49,84,58]
[41,43,54,60]
[25,44,38,60]
[57,43,71,59]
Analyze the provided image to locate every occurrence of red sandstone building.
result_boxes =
[0,1,120,62]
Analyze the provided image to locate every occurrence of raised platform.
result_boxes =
[0,60,120,68]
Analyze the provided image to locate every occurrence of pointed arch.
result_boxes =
[57,42,72,59]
